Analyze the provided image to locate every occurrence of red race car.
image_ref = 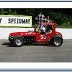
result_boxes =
[8,16,63,47]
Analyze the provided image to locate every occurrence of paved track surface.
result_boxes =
[0,39,72,62]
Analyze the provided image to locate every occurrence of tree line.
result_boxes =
[0,8,72,27]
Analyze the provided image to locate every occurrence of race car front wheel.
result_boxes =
[14,37,23,47]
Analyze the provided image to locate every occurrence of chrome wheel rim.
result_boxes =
[54,38,61,46]
[15,39,22,46]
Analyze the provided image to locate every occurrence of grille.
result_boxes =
[23,36,36,43]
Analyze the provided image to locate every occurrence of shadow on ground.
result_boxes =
[2,42,54,47]
[2,42,15,47]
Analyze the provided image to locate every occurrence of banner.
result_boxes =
[0,15,32,27]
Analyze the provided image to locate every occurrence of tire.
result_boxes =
[50,37,63,47]
[53,37,63,47]
[13,36,23,47]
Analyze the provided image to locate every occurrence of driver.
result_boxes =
[40,25,46,34]
[35,24,46,34]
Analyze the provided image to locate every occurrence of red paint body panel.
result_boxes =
[9,22,63,43]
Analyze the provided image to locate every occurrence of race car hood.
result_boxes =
[9,31,37,37]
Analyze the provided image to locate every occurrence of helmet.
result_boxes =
[40,25,46,32]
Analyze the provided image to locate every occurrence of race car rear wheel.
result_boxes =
[53,37,63,47]
[14,37,23,47]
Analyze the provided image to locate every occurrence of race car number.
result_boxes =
[40,35,46,39]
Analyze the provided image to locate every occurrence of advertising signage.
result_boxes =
[0,15,32,27]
